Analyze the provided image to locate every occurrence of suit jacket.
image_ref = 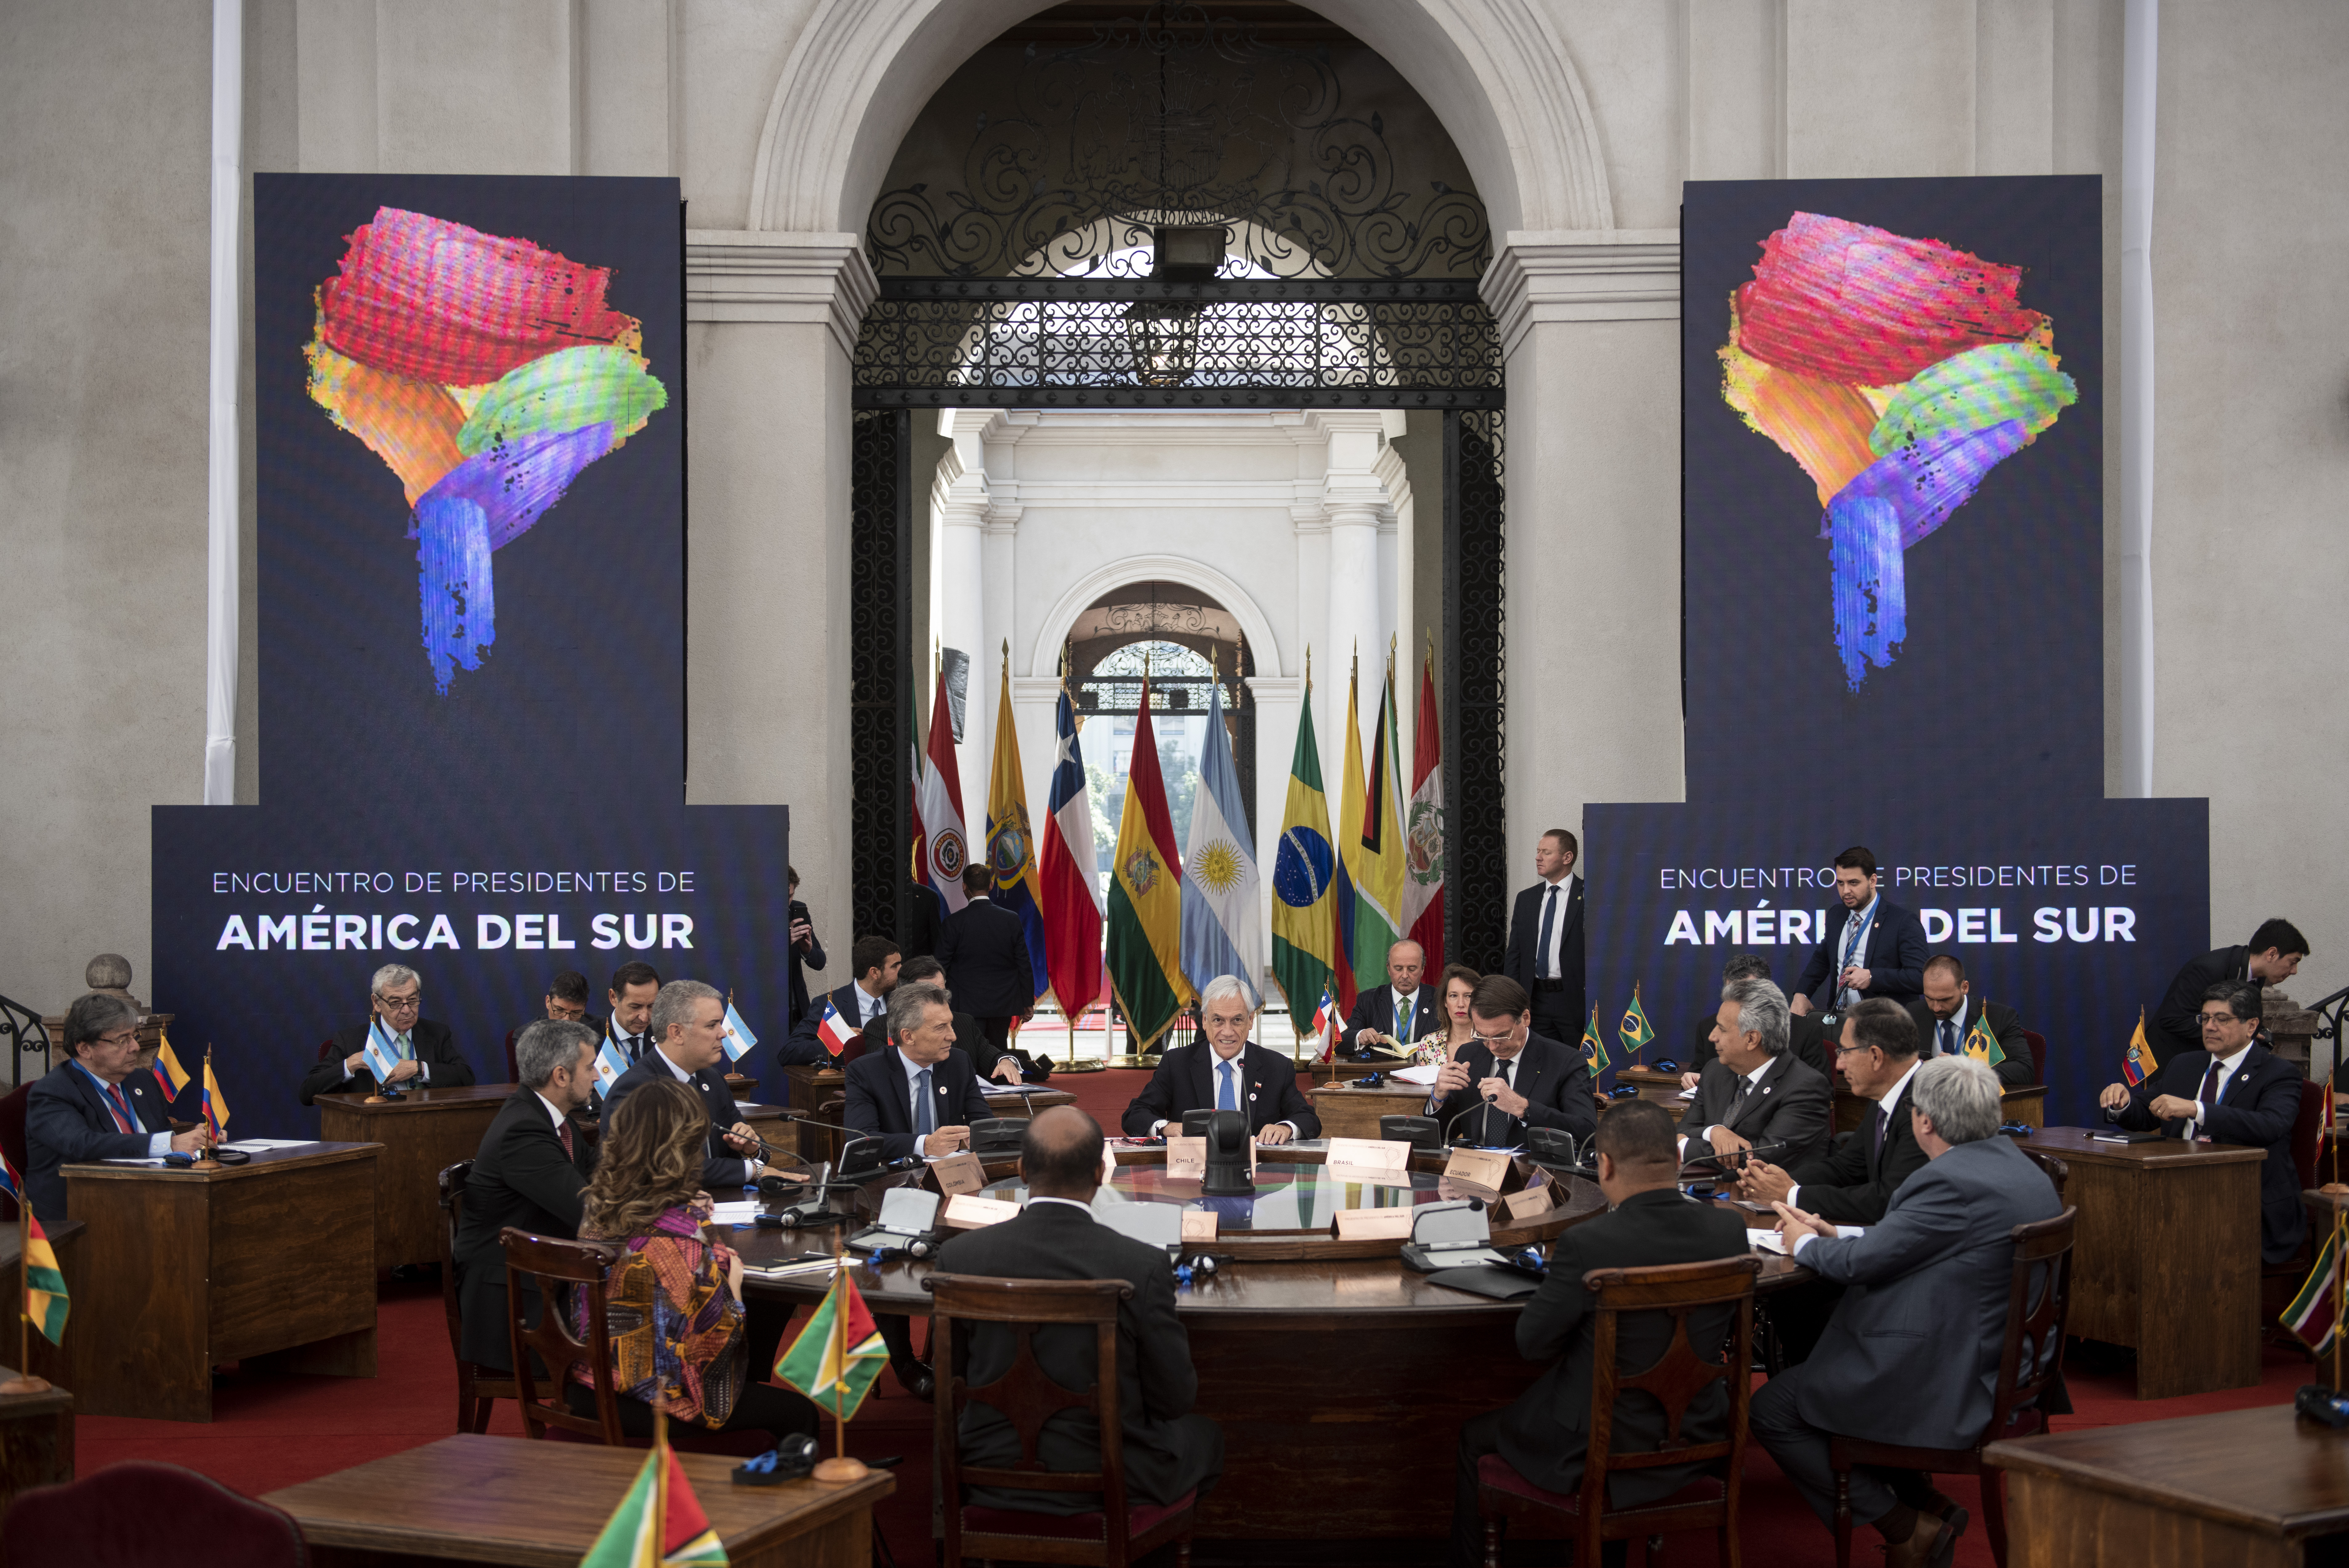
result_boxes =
[301,1018,475,1105]
[1118,1042,1321,1141]
[1503,876,1585,1011]
[1904,996,2034,1088]
[454,1087,597,1368]
[2116,1042,2307,1264]
[905,880,944,960]
[934,1201,1221,1513]
[1342,984,1443,1057]
[938,896,1038,1018]
[1687,1010,1832,1081]
[779,982,886,1069]
[599,1049,755,1188]
[1790,900,1930,1009]
[786,899,825,1029]
[2154,945,2251,1061]
[24,1063,175,1223]
[1786,1067,1930,1225]
[1425,1033,1597,1148]
[1794,1136,2063,1450]
[843,1044,993,1160]
[1677,1053,1832,1166]
[1498,1187,1752,1505]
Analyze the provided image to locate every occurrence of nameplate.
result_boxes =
[1181,1210,1219,1243]
[1334,1208,1416,1240]
[1443,1147,1512,1194]
[941,1194,1020,1229]
[1325,1137,1412,1186]
[1164,1136,1206,1179]
[1502,1171,1556,1223]
[929,1152,985,1198]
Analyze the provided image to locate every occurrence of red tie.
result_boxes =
[103,1081,137,1134]
[558,1120,575,1159]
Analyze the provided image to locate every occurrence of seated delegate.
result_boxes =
[1677,975,1830,1167]
[1736,998,1928,1226]
[1904,954,2034,1088]
[1120,975,1319,1143]
[454,1019,600,1373]
[1679,952,1833,1085]
[842,980,994,1160]
[1421,974,1596,1149]
[300,963,476,1105]
[600,979,785,1189]
[26,992,212,1222]
[569,1077,817,1445]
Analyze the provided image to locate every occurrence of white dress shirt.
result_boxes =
[2187,1042,2255,1138]
[1027,1195,1095,1217]
[1535,875,1577,979]
[851,980,885,1025]
[1148,1048,1299,1138]
[1787,1055,1920,1213]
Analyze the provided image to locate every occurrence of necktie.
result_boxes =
[2195,1059,2224,1138]
[1938,1020,1956,1057]
[558,1120,575,1159]
[1485,1058,1516,1144]
[915,1068,935,1134]
[1218,1061,1238,1112]
[1536,886,1558,979]
[1871,1103,1889,1160]
[103,1081,137,1134]
[1396,992,1414,1045]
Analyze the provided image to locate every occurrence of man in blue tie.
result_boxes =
[842,981,992,1161]
[26,993,213,1222]
[1501,829,1584,1048]
[1119,975,1320,1143]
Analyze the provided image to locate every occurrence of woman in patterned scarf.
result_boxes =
[567,1075,819,1443]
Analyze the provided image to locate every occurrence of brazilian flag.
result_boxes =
[1580,1006,1611,1074]
[1105,681,1194,1051]
[1618,985,1656,1061]
[1963,1005,2008,1066]
[1270,679,1342,1034]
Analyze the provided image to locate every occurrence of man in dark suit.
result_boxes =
[1120,976,1320,1143]
[1756,1055,2063,1567]
[454,1019,599,1372]
[843,980,993,1161]
[905,878,944,960]
[1737,998,1927,1227]
[502,970,596,1081]
[1790,847,1929,1017]
[1422,975,1596,1149]
[2102,980,2308,1264]
[1905,954,2033,1087]
[300,963,477,1105]
[597,961,664,1071]
[1678,976,1832,1167]
[1679,953,1833,1085]
[1345,939,1443,1059]
[898,956,1045,1084]
[782,935,900,1067]
[25,993,212,1222]
[939,864,1040,1055]
[786,865,826,1030]
[1501,828,1584,1044]
[934,1105,1223,1514]
[2154,917,2308,1061]
[600,979,784,1189]
[1451,1099,1749,1567]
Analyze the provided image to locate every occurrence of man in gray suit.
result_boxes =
[1677,975,1831,1167]
[1750,1055,2061,1568]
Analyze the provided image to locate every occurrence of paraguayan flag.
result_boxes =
[1179,677,1264,996]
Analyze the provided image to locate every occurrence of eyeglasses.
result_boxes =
[1470,1029,1516,1047]
[376,993,422,1013]
[1831,1042,1873,1058]
[94,1030,141,1050]
[2198,1011,2243,1027]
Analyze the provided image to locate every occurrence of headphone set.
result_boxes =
[866,1229,953,1264]
[1172,1251,1235,1287]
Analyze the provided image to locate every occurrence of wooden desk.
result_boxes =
[0,1220,85,1391]
[316,1084,512,1269]
[1614,1066,1687,1106]
[1831,1082,2048,1133]
[2028,1127,2267,1399]
[264,1432,894,1567]
[0,1368,72,1518]
[1309,1079,1440,1141]
[1988,1404,2349,1567]
[781,1064,850,1163]
[65,1142,378,1421]
[1305,1057,1408,1086]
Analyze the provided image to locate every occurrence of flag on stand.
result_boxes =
[776,1264,890,1421]
[0,1153,71,1345]
[1961,1005,2008,1067]
[1617,986,1655,1063]
[362,1018,406,1082]
[2282,1215,2343,1355]
[1309,985,1339,1063]
[151,1027,192,1101]
[2121,1008,2158,1087]
[1040,681,1105,1020]
[1333,657,1368,1007]
[720,998,758,1064]
[1180,673,1263,998]
[1349,651,1408,1002]
[814,999,861,1061]
[1580,1007,1611,1074]
[576,1432,729,1567]
[1270,657,1347,1031]
[593,1029,630,1097]
[201,1048,231,1141]
[986,651,1051,1005]
[915,663,972,917]
[1104,676,1194,1053]
[1400,644,1446,972]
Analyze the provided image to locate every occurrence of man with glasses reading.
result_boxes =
[1423,976,1596,1149]
[27,992,213,1221]
[300,963,476,1105]
[2101,980,2307,1265]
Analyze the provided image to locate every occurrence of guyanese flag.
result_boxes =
[577,1443,728,1567]
[776,1264,889,1421]
[1105,680,1193,1052]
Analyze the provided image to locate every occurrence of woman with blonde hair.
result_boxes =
[567,1076,818,1443]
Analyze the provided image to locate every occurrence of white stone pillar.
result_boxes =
[933,412,990,835]
[1316,410,1400,758]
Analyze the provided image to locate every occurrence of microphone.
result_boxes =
[773,1114,919,1177]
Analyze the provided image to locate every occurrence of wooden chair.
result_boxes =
[2260,1079,2332,1353]
[1829,1207,2078,1568]
[2020,1030,2048,1085]
[1476,1255,1763,1568]
[500,1227,626,1445]
[438,1161,517,1433]
[2015,1145,2068,1202]
[1,1458,309,1567]
[926,1273,1198,1568]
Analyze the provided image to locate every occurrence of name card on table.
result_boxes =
[929,1151,985,1197]
[1502,1170,1556,1224]
[1181,1210,1219,1243]
[1165,1136,1207,1179]
[1324,1137,1412,1185]
[1334,1207,1416,1241]
[942,1194,1020,1229]
[1443,1147,1513,1196]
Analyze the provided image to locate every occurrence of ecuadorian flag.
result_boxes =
[1270,669,1343,1034]
[2122,1007,2158,1087]
[987,652,1051,1005]
[1105,678,1193,1052]
[0,1153,68,1345]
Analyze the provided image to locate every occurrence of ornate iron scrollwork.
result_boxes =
[849,410,911,945]
[1445,408,1507,973]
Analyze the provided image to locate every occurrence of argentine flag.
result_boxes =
[1180,677,1263,997]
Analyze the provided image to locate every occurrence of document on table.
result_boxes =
[706,1200,764,1226]
[743,1255,844,1279]
[101,1157,172,1166]
[1387,1062,1442,1086]
[1746,1228,1788,1255]
[222,1138,315,1150]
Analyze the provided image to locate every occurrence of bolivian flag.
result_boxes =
[777,1264,889,1421]
[1270,675,1343,1031]
[578,1443,728,1567]
[1105,680,1193,1052]
[0,1154,68,1345]
[1962,1005,2008,1067]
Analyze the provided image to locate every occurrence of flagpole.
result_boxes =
[811,1238,870,1481]
[192,1045,221,1170]
[651,1386,669,1550]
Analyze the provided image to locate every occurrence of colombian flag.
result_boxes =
[987,653,1051,1005]
[2121,1007,2157,1087]
[0,1154,68,1345]
[201,1050,231,1141]
[151,1027,192,1102]
[1270,665,1344,1033]
[1104,677,1193,1053]
[577,1443,729,1566]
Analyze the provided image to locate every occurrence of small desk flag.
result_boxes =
[777,1264,888,1422]
[593,1034,629,1098]
[201,1048,231,1141]
[1617,986,1654,1061]
[720,1000,758,1065]
[576,1441,728,1567]
[1581,1007,1611,1074]
[363,1019,406,1083]
[1962,1006,2008,1066]
[0,1152,70,1346]
[2121,1008,2158,1087]
[816,999,861,1061]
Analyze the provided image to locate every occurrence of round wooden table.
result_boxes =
[731,1145,1804,1542]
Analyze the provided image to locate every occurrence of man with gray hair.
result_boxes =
[600,979,781,1188]
[1679,952,1832,1087]
[1677,976,1831,1166]
[26,993,212,1222]
[1120,974,1320,1143]
[300,963,476,1105]
[453,1019,600,1372]
[843,980,993,1161]
[1753,1055,2063,1566]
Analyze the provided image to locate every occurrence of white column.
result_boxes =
[933,418,989,837]
[203,0,242,803]
[1317,410,1399,758]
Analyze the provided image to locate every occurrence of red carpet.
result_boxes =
[65,1068,2316,1565]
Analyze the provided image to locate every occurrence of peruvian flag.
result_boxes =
[815,999,862,1060]
[1040,685,1104,1017]
[916,670,971,915]
[1401,649,1446,970]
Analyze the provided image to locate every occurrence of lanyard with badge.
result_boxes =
[1822,899,1878,1028]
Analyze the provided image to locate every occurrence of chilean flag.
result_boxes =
[816,999,862,1060]
[1039,685,1104,1018]
[1310,985,1338,1062]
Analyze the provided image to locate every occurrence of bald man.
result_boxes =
[1345,940,1443,1059]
